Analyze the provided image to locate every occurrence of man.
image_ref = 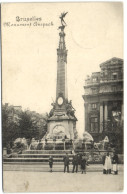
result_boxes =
[72,153,79,173]
[81,154,87,174]
[49,156,53,173]
[63,153,70,173]
[102,153,106,174]
[112,152,119,175]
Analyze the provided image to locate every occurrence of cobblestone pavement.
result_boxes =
[3,170,123,192]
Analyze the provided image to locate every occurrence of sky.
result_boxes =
[2,2,123,137]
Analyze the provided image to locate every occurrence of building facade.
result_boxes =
[83,57,123,144]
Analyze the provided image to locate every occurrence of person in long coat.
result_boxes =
[81,154,88,174]
[49,156,53,172]
[63,153,70,173]
[104,152,112,174]
[72,153,79,173]
[112,152,119,175]
[102,153,106,174]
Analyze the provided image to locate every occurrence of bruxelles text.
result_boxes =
[16,16,42,22]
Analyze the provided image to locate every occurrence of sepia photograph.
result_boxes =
[1,2,124,192]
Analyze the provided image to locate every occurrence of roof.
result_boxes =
[100,57,123,69]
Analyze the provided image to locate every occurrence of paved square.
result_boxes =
[3,170,123,192]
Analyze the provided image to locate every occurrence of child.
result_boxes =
[49,156,53,172]
[81,154,88,174]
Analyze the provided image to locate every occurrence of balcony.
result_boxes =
[100,78,123,84]
[85,80,100,87]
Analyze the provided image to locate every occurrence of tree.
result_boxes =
[19,111,33,138]
[19,110,48,139]
[2,103,48,147]
[2,104,20,147]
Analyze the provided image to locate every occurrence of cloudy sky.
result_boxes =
[2,2,123,136]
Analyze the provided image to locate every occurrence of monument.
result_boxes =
[47,12,77,140]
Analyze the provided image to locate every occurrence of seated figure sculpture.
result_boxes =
[66,100,75,117]
[49,102,56,117]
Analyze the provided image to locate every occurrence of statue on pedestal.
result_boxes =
[59,12,68,26]
[65,100,76,117]
[49,102,56,117]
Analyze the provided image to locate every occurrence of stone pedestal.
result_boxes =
[47,114,76,140]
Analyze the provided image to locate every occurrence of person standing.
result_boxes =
[104,152,112,174]
[102,153,106,174]
[112,152,119,175]
[72,153,79,173]
[49,156,53,172]
[78,153,82,172]
[81,154,87,174]
[63,153,70,173]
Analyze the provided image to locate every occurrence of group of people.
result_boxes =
[49,153,88,174]
[102,152,119,175]
[49,152,119,175]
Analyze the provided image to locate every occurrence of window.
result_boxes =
[112,73,117,80]
[105,70,108,75]
[91,103,97,109]
[113,102,117,107]
[112,85,117,92]
[92,88,97,94]
[92,77,97,82]
[90,117,98,132]
[100,71,104,77]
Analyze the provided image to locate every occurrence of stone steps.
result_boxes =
[23,150,72,154]
[3,150,74,163]
[3,158,73,162]
[3,149,74,163]
[15,154,73,158]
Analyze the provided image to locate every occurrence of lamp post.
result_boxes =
[62,138,65,150]
[53,137,56,150]
[82,139,85,151]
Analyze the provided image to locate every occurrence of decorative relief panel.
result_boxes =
[85,87,99,95]
[99,85,112,93]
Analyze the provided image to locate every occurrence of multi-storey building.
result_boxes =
[82,57,123,145]
[4,103,22,124]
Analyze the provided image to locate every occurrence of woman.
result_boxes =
[49,156,53,172]
[102,153,106,174]
[104,152,112,174]
[81,154,88,174]
[112,152,119,175]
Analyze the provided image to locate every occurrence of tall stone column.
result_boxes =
[56,28,68,100]
[84,102,88,131]
[121,103,123,123]
[100,102,103,133]
[47,14,77,140]
[104,102,108,121]
[104,102,108,131]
